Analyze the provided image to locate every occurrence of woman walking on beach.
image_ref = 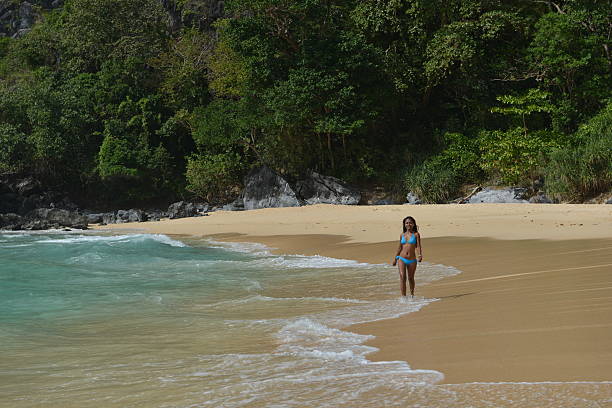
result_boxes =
[392,216,423,297]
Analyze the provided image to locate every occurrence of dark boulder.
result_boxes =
[23,208,88,230]
[168,201,198,219]
[93,209,153,225]
[195,203,209,214]
[0,213,24,230]
[116,209,147,223]
[145,209,168,222]
[101,212,117,225]
[86,213,106,224]
[242,166,302,210]
[295,171,360,205]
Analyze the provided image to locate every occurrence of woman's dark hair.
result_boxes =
[402,216,418,233]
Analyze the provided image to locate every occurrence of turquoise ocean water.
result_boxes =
[1,231,609,407]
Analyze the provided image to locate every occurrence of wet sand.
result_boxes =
[97,203,612,384]
[350,236,612,383]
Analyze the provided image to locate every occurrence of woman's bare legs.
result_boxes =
[407,262,417,297]
[397,261,407,296]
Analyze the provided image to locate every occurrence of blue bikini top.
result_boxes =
[400,233,417,245]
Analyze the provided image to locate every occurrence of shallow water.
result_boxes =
[1,231,609,407]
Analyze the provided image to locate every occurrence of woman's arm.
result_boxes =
[392,238,402,265]
[416,233,423,261]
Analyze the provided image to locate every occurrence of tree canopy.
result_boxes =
[0,0,610,205]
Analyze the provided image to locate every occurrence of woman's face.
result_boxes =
[405,219,414,229]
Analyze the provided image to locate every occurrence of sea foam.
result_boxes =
[39,233,188,247]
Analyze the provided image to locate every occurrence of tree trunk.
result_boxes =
[318,133,323,171]
[327,133,334,170]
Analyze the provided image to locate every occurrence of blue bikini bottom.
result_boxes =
[396,256,417,265]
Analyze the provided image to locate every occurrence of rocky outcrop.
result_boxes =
[92,208,175,224]
[0,175,217,229]
[145,209,169,221]
[0,213,24,230]
[241,166,302,210]
[0,174,88,230]
[0,208,88,230]
[167,201,209,219]
[0,175,78,214]
[168,201,196,219]
[229,167,366,210]
[468,187,529,203]
[25,208,88,229]
[116,209,147,223]
[295,171,360,205]
[0,0,52,38]
[85,204,207,225]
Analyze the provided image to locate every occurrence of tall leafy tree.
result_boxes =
[209,0,391,175]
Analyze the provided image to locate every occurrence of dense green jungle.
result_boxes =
[0,0,610,206]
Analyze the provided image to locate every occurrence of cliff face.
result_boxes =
[0,0,224,38]
[0,0,62,38]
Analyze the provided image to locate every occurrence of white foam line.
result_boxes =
[205,295,369,309]
[284,296,368,304]
[203,238,386,268]
[203,239,272,255]
[276,369,443,383]
[256,295,369,304]
[39,233,188,247]
[197,367,442,388]
[0,229,82,235]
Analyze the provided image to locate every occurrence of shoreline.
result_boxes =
[96,204,612,384]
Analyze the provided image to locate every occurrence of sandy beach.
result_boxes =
[97,203,612,385]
